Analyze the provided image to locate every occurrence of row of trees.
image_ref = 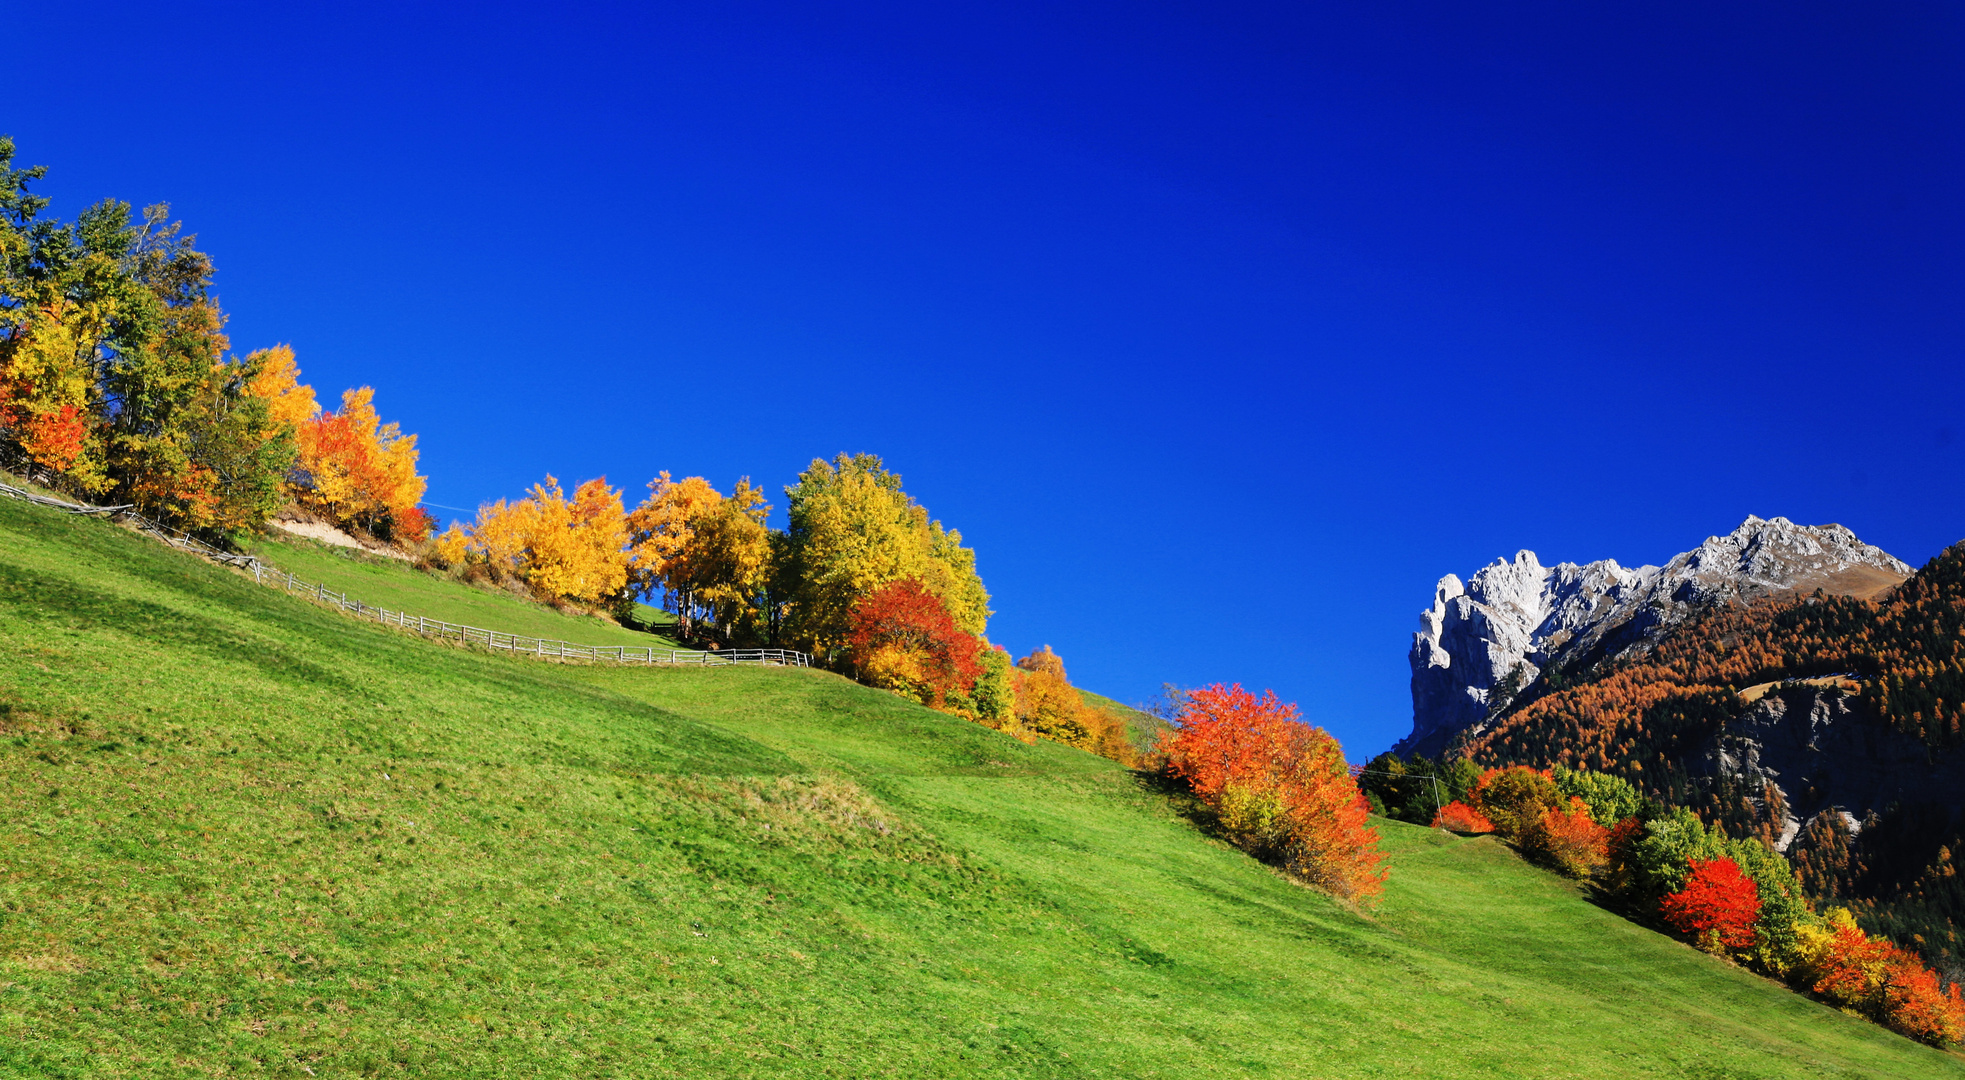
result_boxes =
[1427,764,1965,1045]
[2,140,1370,904]
[0,143,1375,902]
[424,454,1146,763]
[427,453,983,652]
[0,140,427,538]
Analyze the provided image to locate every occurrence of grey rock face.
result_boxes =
[1396,516,1910,756]
[1693,685,1965,852]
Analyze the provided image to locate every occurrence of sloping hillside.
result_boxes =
[1,500,1958,1078]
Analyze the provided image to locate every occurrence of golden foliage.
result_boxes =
[466,475,629,603]
[781,453,988,658]
[431,522,471,567]
[243,343,318,429]
[1012,646,1133,764]
[0,300,106,486]
[626,473,774,639]
[290,383,426,533]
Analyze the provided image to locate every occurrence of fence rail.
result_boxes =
[251,563,808,667]
[2,473,807,668]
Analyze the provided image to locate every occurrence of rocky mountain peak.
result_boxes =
[1395,517,1910,757]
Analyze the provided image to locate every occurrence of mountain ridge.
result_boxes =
[1398,515,1910,756]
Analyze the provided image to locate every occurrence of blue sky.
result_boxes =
[11,3,1965,756]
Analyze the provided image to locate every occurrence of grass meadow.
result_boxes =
[0,497,1959,1077]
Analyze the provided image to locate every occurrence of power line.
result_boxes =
[1355,768,1447,817]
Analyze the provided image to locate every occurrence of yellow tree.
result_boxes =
[626,472,724,637]
[243,344,318,430]
[779,453,989,661]
[466,475,629,603]
[681,478,774,643]
[0,300,99,482]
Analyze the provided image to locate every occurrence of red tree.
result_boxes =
[393,506,435,544]
[1659,857,1761,951]
[1160,684,1385,903]
[848,579,983,708]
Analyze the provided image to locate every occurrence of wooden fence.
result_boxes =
[254,565,809,666]
[2,475,807,668]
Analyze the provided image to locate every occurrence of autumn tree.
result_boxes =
[676,479,775,642]
[1525,796,1611,878]
[292,386,426,539]
[627,473,776,642]
[467,475,629,603]
[1012,646,1131,763]
[0,139,109,488]
[966,645,1021,734]
[1159,684,1385,903]
[779,453,988,662]
[0,152,297,531]
[1468,766,1562,840]
[243,344,318,431]
[1432,801,1495,834]
[848,580,983,709]
[1660,857,1761,952]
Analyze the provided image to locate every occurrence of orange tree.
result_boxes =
[1159,684,1384,903]
[1798,911,1965,1045]
[294,386,426,539]
[1525,797,1611,879]
[1432,800,1495,834]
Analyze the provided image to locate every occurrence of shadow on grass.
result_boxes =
[0,556,358,693]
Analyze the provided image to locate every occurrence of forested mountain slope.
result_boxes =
[1467,540,1965,982]
[1,500,1957,1077]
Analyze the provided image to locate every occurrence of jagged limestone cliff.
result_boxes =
[1397,516,1909,756]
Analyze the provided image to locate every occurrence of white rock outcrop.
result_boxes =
[1396,516,1911,755]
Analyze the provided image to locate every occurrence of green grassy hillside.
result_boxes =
[1,499,1959,1078]
[243,533,679,647]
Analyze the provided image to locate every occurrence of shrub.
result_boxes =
[1879,956,1965,1046]
[953,644,1021,735]
[1008,647,1132,765]
[1796,909,1886,1009]
[1160,684,1384,903]
[1469,765,1561,840]
[1432,801,1495,834]
[1525,796,1610,879]
[1659,857,1760,952]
